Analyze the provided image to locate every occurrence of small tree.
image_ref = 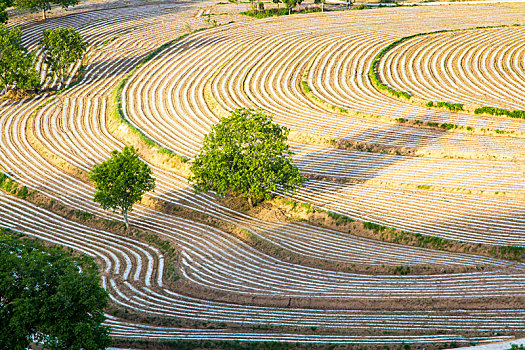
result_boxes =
[0,25,40,94]
[14,0,78,20]
[189,108,305,207]
[0,230,112,349]
[39,27,86,87]
[90,146,155,230]
[272,0,280,10]
[282,0,302,14]
[314,0,325,11]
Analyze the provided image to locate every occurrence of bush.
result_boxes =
[474,106,525,119]
[16,186,29,199]
[440,123,456,130]
[435,101,463,111]
[301,80,312,94]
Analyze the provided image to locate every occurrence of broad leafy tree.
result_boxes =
[189,108,305,207]
[0,230,112,349]
[0,25,40,94]
[90,146,155,229]
[39,27,86,86]
[14,0,78,20]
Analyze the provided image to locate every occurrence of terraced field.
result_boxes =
[1,0,525,348]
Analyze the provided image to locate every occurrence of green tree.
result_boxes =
[314,0,325,12]
[272,0,281,10]
[0,25,40,94]
[14,0,78,20]
[39,27,86,87]
[282,0,302,14]
[189,108,305,207]
[90,146,155,230]
[0,229,112,349]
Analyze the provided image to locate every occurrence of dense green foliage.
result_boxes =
[189,108,305,206]
[282,0,303,14]
[90,146,155,229]
[0,25,40,93]
[0,2,8,24]
[14,0,78,19]
[40,27,86,86]
[474,106,525,119]
[0,230,112,349]
[426,101,464,111]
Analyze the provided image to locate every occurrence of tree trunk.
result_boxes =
[42,8,46,20]
[248,197,253,208]
[321,2,324,12]
[123,210,129,231]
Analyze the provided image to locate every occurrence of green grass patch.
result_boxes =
[0,172,33,199]
[73,210,95,220]
[363,221,388,233]
[301,80,312,94]
[490,245,525,261]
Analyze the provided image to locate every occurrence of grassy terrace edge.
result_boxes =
[300,37,523,138]
[280,197,525,263]
[111,33,190,163]
[369,24,525,122]
[110,27,220,164]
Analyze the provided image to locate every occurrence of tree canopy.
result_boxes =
[40,27,86,86]
[281,0,303,14]
[90,146,155,229]
[189,108,305,206]
[0,2,9,24]
[0,24,40,94]
[14,0,78,19]
[0,229,112,350]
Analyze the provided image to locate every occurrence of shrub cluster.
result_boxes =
[426,101,464,111]
[474,106,525,119]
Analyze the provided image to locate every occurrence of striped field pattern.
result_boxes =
[1,0,524,346]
